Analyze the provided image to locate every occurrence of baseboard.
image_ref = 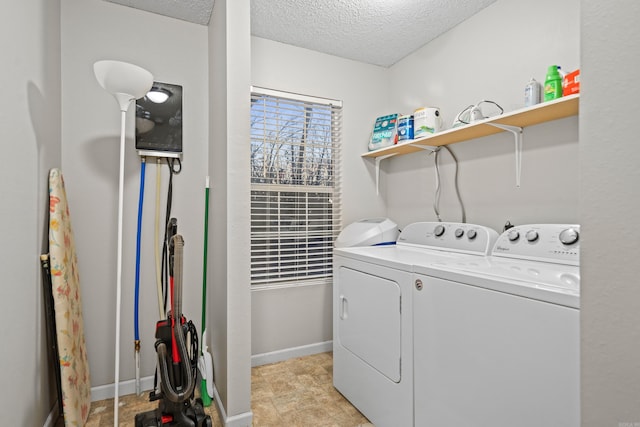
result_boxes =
[211,383,253,427]
[43,402,60,427]
[90,375,156,402]
[251,340,333,367]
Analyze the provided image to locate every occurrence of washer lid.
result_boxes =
[334,244,480,271]
[421,257,580,308]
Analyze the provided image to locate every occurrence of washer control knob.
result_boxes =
[507,230,520,242]
[455,228,464,238]
[467,229,477,240]
[434,225,445,237]
[525,230,539,242]
[559,228,579,245]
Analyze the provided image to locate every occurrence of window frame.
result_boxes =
[249,86,343,290]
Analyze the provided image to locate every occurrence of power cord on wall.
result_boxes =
[161,158,182,311]
[432,145,466,223]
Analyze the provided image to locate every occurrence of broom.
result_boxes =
[199,176,214,406]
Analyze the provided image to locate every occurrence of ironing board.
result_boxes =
[47,168,91,426]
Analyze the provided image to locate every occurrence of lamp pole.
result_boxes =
[93,60,153,427]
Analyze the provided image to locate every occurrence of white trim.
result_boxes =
[251,277,331,292]
[251,86,342,107]
[251,340,333,367]
[42,402,60,427]
[211,383,253,427]
[90,375,156,402]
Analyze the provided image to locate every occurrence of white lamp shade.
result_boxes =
[94,60,154,112]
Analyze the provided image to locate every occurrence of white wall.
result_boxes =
[208,0,253,423]
[580,0,640,424]
[250,37,389,356]
[0,1,61,424]
[60,0,208,389]
[386,0,580,232]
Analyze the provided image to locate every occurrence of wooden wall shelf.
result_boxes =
[363,94,579,192]
[362,94,579,159]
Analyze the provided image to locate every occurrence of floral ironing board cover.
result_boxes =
[48,168,91,425]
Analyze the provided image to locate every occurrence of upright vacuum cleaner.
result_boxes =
[135,228,212,427]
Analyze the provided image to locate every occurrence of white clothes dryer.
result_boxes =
[412,224,580,427]
[333,222,498,427]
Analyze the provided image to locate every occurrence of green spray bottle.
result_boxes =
[544,65,563,101]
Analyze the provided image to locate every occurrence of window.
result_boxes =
[250,87,342,288]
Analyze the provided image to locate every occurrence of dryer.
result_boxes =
[333,222,498,427]
[412,224,580,427]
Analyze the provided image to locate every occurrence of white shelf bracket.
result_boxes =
[488,123,523,187]
[409,143,440,154]
[374,153,397,195]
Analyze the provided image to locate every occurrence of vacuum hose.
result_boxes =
[157,234,195,403]
[155,326,194,403]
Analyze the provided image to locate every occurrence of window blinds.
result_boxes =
[250,87,342,288]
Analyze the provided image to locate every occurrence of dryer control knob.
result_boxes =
[434,225,446,237]
[525,230,539,242]
[455,228,464,238]
[508,230,520,242]
[467,229,477,240]
[559,228,579,245]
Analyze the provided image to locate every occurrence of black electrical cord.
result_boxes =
[161,157,182,312]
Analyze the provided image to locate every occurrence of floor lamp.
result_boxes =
[94,60,153,427]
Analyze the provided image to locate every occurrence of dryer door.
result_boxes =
[337,266,401,382]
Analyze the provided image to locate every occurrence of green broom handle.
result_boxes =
[201,177,210,342]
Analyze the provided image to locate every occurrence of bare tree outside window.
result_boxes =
[250,90,342,287]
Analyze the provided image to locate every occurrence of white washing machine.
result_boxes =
[333,222,498,427]
[413,224,580,427]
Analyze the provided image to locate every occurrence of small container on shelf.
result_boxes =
[563,69,580,96]
[525,78,542,107]
[544,65,563,102]
[368,113,399,151]
[397,115,414,142]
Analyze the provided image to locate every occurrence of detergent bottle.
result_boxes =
[544,65,563,101]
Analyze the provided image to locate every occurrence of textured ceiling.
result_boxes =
[104,0,215,25]
[251,0,498,67]
[104,0,498,67]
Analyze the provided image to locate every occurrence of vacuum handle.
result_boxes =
[171,234,184,318]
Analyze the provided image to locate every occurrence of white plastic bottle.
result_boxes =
[525,77,542,107]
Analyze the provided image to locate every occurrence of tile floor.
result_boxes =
[86,352,373,426]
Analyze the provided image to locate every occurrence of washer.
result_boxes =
[333,222,498,427]
[413,224,580,427]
